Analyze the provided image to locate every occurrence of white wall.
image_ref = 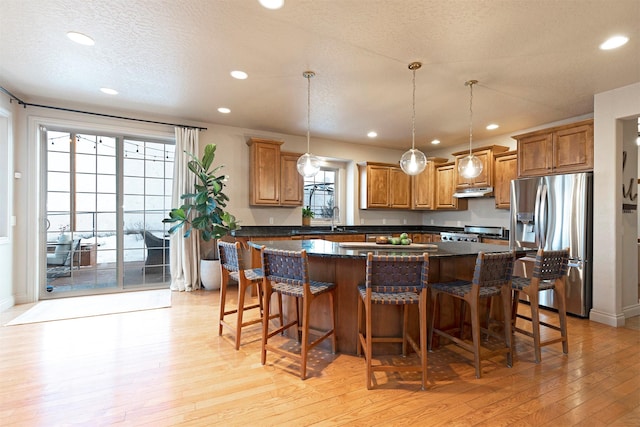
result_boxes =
[0,96,15,312]
[592,82,640,326]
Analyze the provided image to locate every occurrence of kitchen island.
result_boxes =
[248,239,522,354]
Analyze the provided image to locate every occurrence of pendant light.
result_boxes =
[297,71,321,178]
[400,62,428,176]
[458,79,483,179]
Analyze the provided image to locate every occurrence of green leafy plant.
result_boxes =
[163,144,239,257]
[302,206,315,218]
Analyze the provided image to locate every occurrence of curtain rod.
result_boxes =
[0,86,207,131]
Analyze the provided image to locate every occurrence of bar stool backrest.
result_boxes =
[533,249,570,281]
[218,241,241,273]
[261,248,309,286]
[365,253,429,293]
[473,251,516,288]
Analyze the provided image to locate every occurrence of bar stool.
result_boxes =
[429,250,515,379]
[511,247,570,363]
[357,253,429,390]
[217,241,280,350]
[260,247,336,380]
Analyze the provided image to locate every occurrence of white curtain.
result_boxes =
[169,127,200,291]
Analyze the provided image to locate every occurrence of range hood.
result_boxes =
[453,186,493,198]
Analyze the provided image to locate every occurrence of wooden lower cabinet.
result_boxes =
[481,237,509,246]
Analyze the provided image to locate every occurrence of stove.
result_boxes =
[440,225,504,243]
[440,231,480,242]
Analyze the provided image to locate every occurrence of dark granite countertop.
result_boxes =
[233,225,462,237]
[248,239,519,260]
[233,225,509,241]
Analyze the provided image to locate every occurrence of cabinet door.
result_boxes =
[280,152,303,206]
[494,151,517,209]
[435,163,460,210]
[455,149,491,188]
[517,132,553,177]
[367,165,390,208]
[389,167,411,208]
[412,163,435,209]
[249,140,281,205]
[553,122,594,173]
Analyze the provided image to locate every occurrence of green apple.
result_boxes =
[390,237,401,245]
[400,232,409,240]
[401,238,411,245]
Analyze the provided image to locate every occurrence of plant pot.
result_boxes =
[302,217,311,227]
[200,259,221,290]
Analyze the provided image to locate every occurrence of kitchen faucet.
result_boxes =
[331,206,339,231]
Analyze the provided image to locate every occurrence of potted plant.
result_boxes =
[302,206,314,227]
[163,143,239,290]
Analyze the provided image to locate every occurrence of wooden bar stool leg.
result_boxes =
[356,295,364,356]
[501,285,513,367]
[469,297,482,379]
[555,281,569,354]
[419,291,427,391]
[235,280,246,350]
[365,294,373,389]
[261,281,272,366]
[402,304,409,356]
[300,294,312,380]
[329,292,337,353]
[218,273,228,336]
[528,289,543,363]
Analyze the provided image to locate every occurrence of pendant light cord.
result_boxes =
[468,81,474,156]
[411,67,416,150]
[306,72,311,153]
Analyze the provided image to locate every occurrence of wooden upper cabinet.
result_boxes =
[434,162,467,211]
[412,157,447,210]
[247,138,303,206]
[514,119,593,177]
[452,145,509,189]
[554,121,594,173]
[493,150,518,209]
[358,162,410,209]
[280,152,304,206]
[389,167,411,209]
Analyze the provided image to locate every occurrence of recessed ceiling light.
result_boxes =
[431,139,440,145]
[230,70,248,80]
[218,107,231,114]
[486,123,499,130]
[600,35,629,50]
[67,31,95,46]
[367,131,377,138]
[100,87,118,95]
[258,0,284,10]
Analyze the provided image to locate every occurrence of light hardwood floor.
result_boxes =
[1,289,638,426]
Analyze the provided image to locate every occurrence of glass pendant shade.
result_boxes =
[400,148,427,175]
[458,79,483,179]
[458,154,483,179]
[297,152,321,178]
[400,61,427,176]
[298,70,320,178]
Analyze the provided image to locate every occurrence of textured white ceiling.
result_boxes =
[1,0,638,151]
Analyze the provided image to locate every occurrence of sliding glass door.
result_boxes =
[42,129,174,298]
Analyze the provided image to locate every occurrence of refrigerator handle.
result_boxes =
[534,181,544,247]
[539,181,548,249]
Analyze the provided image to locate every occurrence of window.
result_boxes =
[303,167,338,222]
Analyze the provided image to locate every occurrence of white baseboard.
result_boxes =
[589,308,626,327]
[0,295,15,313]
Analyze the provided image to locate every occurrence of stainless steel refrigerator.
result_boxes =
[509,172,593,317]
